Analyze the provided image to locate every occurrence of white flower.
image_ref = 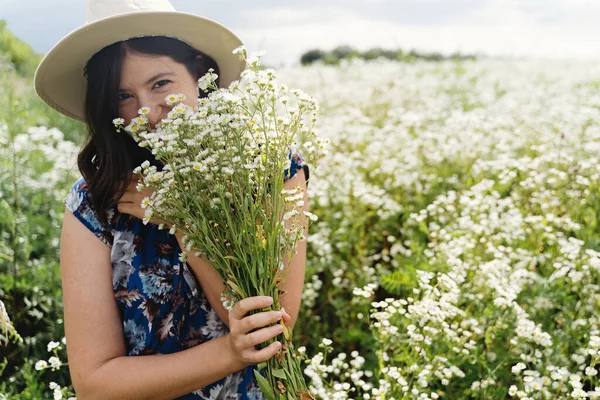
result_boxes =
[166,93,185,106]
[142,210,152,225]
[322,338,332,346]
[49,382,59,390]
[133,116,147,125]
[283,210,298,221]
[53,389,63,400]
[512,363,526,375]
[302,210,318,221]
[35,360,48,370]
[112,117,125,128]
[232,44,246,55]
[220,292,235,312]
[48,356,61,370]
[47,341,60,352]
[138,106,151,115]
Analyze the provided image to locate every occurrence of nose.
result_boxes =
[137,96,168,129]
[146,102,167,129]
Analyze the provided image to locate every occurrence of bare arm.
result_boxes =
[278,167,309,330]
[178,168,309,330]
[60,209,282,400]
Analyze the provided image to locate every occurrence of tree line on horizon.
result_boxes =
[300,45,478,65]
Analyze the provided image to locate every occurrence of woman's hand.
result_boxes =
[227,296,292,367]
[117,174,166,226]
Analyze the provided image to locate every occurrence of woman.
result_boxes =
[34,1,310,399]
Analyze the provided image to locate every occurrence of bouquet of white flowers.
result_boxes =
[114,47,327,400]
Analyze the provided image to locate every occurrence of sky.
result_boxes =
[1,0,600,67]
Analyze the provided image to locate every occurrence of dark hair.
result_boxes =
[80,36,220,227]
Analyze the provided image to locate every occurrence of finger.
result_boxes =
[245,324,284,347]
[281,307,291,323]
[246,341,282,364]
[128,178,143,191]
[119,191,135,203]
[127,175,150,189]
[120,185,152,203]
[117,202,135,215]
[230,296,273,321]
[129,182,154,197]
[119,191,147,205]
[241,310,282,333]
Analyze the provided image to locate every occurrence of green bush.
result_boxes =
[0,20,42,78]
[0,66,79,399]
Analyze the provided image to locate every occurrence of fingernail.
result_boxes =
[281,306,286,315]
[265,296,273,305]
[275,341,281,348]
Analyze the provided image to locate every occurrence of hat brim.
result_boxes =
[34,11,246,122]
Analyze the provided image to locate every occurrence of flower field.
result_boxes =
[2,57,600,399]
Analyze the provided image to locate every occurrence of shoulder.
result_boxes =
[64,177,89,212]
[64,177,114,247]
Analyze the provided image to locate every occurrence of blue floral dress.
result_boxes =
[63,146,309,399]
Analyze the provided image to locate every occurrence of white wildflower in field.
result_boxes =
[48,356,61,370]
[5,49,600,399]
[35,360,48,371]
[47,341,60,352]
[282,57,600,399]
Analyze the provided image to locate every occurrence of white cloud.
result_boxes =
[3,0,600,65]
[245,7,313,23]
[238,3,600,66]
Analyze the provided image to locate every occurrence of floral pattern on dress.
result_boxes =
[62,147,308,399]
[112,230,137,289]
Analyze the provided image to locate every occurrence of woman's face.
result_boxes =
[118,52,199,128]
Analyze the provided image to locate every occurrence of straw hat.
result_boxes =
[33,0,245,122]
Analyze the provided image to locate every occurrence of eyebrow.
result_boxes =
[119,72,174,92]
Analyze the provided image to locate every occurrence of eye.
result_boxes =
[153,79,171,89]
[118,93,131,102]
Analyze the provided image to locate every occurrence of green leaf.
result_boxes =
[418,221,429,235]
[0,199,14,226]
[272,368,287,380]
[380,267,415,296]
[254,369,276,400]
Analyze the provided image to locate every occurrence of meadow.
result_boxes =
[2,56,600,399]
